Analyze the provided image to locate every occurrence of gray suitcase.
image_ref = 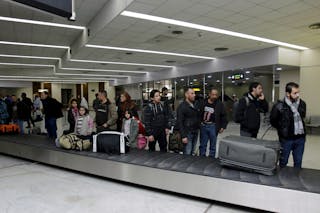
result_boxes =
[218,135,281,176]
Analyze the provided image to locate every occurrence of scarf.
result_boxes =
[284,97,304,135]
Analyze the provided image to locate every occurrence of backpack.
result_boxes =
[233,96,249,123]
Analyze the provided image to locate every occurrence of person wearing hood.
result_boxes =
[143,89,170,152]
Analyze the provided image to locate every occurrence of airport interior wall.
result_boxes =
[300,47,320,116]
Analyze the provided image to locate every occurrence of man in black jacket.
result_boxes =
[199,89,228,158]
[177,87,201,155]
[143,89,170,152]
[41,91,63,139]
[270,82,306,168]
[235,82,268,138]
[21,93,35,128]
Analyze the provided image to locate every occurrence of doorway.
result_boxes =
[61,89,72,108]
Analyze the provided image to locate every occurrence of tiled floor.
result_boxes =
[0,155,256,213]
[1,114,319,212]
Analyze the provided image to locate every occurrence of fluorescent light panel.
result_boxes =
[61,67,147,74]
[0,78,113,82]
[0,54,60,60]
[69,59,173,68]
[0,54,172,69]
[0,61,137,76]
[121,11,308,51]
[0,62,54,67]
[85,44,215,59]
[0,16,85,30]
[55,73,128,78]
[0,75,111,80]
[0,41,69,49]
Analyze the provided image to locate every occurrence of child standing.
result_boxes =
[122,110,139,149]
[75,106,94,140]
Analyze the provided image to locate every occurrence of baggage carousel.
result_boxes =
[0,135,319,213]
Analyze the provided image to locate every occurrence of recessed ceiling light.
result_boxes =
[276,67,282,71]
[0,16,86,30]
[69,59,173,68]
[309,23,320,30]
[214,47,229,51]
[85,44,215,59]
[172,30,183,35]
[190,82,193,85]
[216,80,220,83]
[228,76,232,79]
[180,78,184,81]
[207,75,212,78]
[193,79,197,81]
[232,80,235,83]
[121,11,308,50]
[245,70,251,74]
[245,77,250,80]
[0,41,69,49]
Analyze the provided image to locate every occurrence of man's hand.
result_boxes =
[165,128,170,135]
[148,136,155,142]
[259,93,265,100]
[219,128,224,133]
[182,137,188,144]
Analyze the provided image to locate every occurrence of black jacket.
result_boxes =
[200,99,228,134]
[235,93,268,133]
[17,101,30,121]
[143,102,170,136]
[177,100,201,139]
[270,99,306,139]
[42,97,63,119]
[67,108,77,132]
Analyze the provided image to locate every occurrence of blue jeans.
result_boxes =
[200,123,217,158]
[183,131,198,155]
[280,137,305,168]
[45,117,57,139]
[17,120,24,135]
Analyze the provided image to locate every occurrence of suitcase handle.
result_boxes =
[262,153,266,163]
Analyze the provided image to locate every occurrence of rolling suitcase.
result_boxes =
[218,135,280,176]
[93,131,126,154]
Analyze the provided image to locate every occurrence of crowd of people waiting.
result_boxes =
[0,81,306,168]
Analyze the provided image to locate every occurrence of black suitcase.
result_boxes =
[93,131,126,154]
[218,135,281,176]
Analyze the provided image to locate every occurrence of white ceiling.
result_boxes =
[0,0,319,81]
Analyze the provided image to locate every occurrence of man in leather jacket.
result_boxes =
[270,82,307,168]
